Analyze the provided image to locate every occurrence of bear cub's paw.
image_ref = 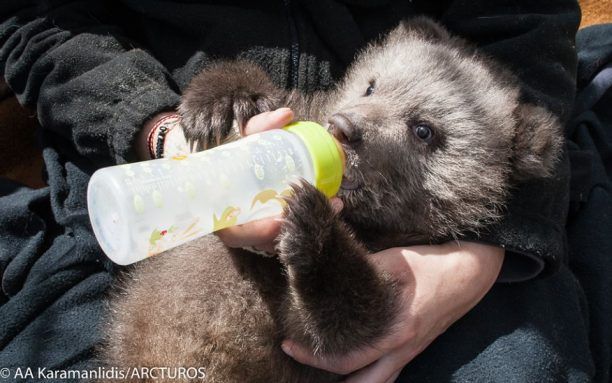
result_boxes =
[277,181,340,269]
[179,61,283,149]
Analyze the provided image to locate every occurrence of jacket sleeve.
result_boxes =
[441,0,581,281]
[0,1,181,166]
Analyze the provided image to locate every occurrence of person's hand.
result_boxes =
[137,108,297,251]
[214,108,295,253]
[281,241,505,383]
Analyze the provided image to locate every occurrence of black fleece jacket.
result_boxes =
[0,0,580,281]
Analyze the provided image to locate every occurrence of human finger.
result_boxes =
[384,369,402,383]
[243,108,294,136]
[216,217,282,250]
[281,340,387,375]
[342,353,404,383]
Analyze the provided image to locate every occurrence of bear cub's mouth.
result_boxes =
[339,149,362,192]
[326,119,362,192]
[340,175,360,191]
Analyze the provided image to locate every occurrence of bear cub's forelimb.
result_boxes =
[278,182,400,356]
[179,60,287,149]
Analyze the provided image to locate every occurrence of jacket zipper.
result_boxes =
[283,0,300,88]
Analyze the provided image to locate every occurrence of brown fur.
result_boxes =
[100,18,563,382]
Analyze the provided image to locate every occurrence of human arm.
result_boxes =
[0,1,180,166]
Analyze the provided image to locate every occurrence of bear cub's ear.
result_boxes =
[512,104,564,181]
[390,17,451,43]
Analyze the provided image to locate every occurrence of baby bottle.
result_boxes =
[87,121,344,265]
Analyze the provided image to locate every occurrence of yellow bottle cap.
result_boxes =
[284,121,345,198]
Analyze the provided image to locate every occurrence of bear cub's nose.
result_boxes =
[329,113,362,144]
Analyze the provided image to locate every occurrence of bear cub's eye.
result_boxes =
[413,124,434,143]
[364,81,375,96]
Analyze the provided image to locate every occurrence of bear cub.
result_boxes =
[101,17,562,383]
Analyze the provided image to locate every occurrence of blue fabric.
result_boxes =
[0,148,113,380]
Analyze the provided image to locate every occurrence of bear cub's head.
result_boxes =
[326,18,562,240]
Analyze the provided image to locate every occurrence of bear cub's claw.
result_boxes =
[179,61,282,150]
[277,181,339,267]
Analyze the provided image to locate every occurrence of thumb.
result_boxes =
[281,339,386,375]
